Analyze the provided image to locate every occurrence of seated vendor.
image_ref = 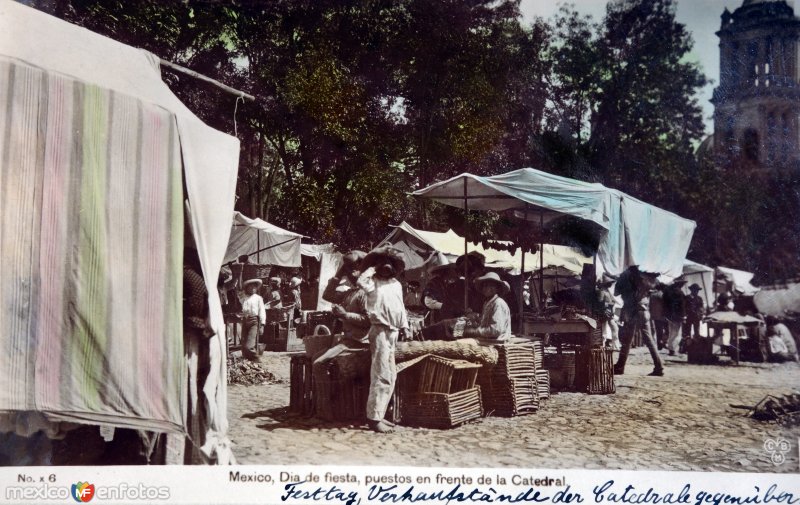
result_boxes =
[462,272,512,342]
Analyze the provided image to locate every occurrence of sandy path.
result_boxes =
[227,348,800,472]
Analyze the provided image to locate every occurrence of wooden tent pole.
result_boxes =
[464,177,469,312]
[159,58,256,102]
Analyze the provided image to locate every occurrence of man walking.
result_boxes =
[614,266,664,376]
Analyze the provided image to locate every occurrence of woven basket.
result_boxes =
[304,326,334,359]
[477,376,538,417]
[492,342,537,379]
[543,351,577,392]
[328,349,371,379]
[575,347,615,394]
[289,355,313,415]
[536,369,550,400]
[402,387,483,429]
[417,356,482,394]
[396,340,499,366]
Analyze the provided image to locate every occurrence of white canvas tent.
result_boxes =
[716,266,760,296]
[380,221,589,275]
[0,0,239,464]
[224,212,303,267]
[682,260,715,308]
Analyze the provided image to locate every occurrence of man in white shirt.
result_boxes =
[239,278,266,361]
[463,272,512,342]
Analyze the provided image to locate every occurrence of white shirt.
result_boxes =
[240,293,266,325]
[474,294,511,341]
[358,268,409,331]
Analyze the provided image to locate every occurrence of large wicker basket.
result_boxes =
[543,351,577,392]
[575,347,615,394]
[312,363,369,422]
[402,387,483,429]
[289,354,313,415]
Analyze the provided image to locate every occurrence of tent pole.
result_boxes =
[520,204,528,332]
[700,273,710,310]
[540,211,545,307]
[464,177,469,312]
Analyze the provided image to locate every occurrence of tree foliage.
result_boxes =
[29,0,798,282]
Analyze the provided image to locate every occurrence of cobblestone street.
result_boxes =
[228,348,800,473]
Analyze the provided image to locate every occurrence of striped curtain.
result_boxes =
[0,56,184,432]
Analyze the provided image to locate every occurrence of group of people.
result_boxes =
[316,247,514,433]
[226,254,305,361]
[599,265,799,375]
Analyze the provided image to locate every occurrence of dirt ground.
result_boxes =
[227,347,800,473]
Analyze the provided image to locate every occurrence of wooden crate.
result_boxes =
[289,355,313,415]
[417,356,482,394]
[477,375,538,417]
[536,369,550,400]
[575,348,615,394]
[312,363,369,422]
[687,337,717,364]
[402,387,483,429]
[543,351,576,392]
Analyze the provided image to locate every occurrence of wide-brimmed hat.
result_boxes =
[688,283,702,292]
[342,250,366,268]
[243,278,263,289]
[455,251,486,271]
[362,246,406,275]
[473,272,510,295]
[672,278,688,286]
[290,276,303,288]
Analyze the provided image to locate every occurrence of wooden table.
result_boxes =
[522,318,596,350]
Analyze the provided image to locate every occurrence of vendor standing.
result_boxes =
[322,250,370,341]
[614,266,664,376]
[239,278,266,361]
[683,283,705,339]
[462,272,512,342]
[663,278,687,356]
[358,247,408,434]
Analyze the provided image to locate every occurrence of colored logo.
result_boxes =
[71,482,95,502]
[764,437,791,466]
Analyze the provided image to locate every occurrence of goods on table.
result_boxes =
[402,387,483,429]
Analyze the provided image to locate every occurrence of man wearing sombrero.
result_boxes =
[239,278,266,361]
[684,283,705,340]
[614,266,664,376]
[462,272,512,342]
[358,246,409,433]
[664,278,687,356]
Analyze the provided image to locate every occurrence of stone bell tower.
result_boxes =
[712,0,800,169]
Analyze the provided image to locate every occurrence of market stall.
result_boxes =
[0,0,239,464]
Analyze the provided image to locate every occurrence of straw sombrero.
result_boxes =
[243,278,263,289]
[473,272,510,295]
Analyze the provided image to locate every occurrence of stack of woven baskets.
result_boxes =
[477,342,542,417]
[401,355,484,429]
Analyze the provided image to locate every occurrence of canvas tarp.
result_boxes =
[754,281,800,317]
[224,212,302,267]
[411,168,696,278]
[0,0,239,463]
[301,244,343,311]
[716,266,760,296]
[380,221,589,274]
[682,260,715,309]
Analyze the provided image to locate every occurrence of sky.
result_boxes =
[519,0,767,136]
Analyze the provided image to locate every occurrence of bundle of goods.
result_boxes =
[741,393,800,426]
[477,342,540,416]
[395,339,499,366]
[289,354,313,415]
[575,347,615,394]
[402,387,483,429]
[227,356,278,386]
[543,351,576,392]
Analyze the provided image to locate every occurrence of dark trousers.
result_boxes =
[616,310,664,373]
[683,318,701,338]
[653,319,668,348]
[241,315,260,360]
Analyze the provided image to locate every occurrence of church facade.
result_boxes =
[711,0,800,170]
